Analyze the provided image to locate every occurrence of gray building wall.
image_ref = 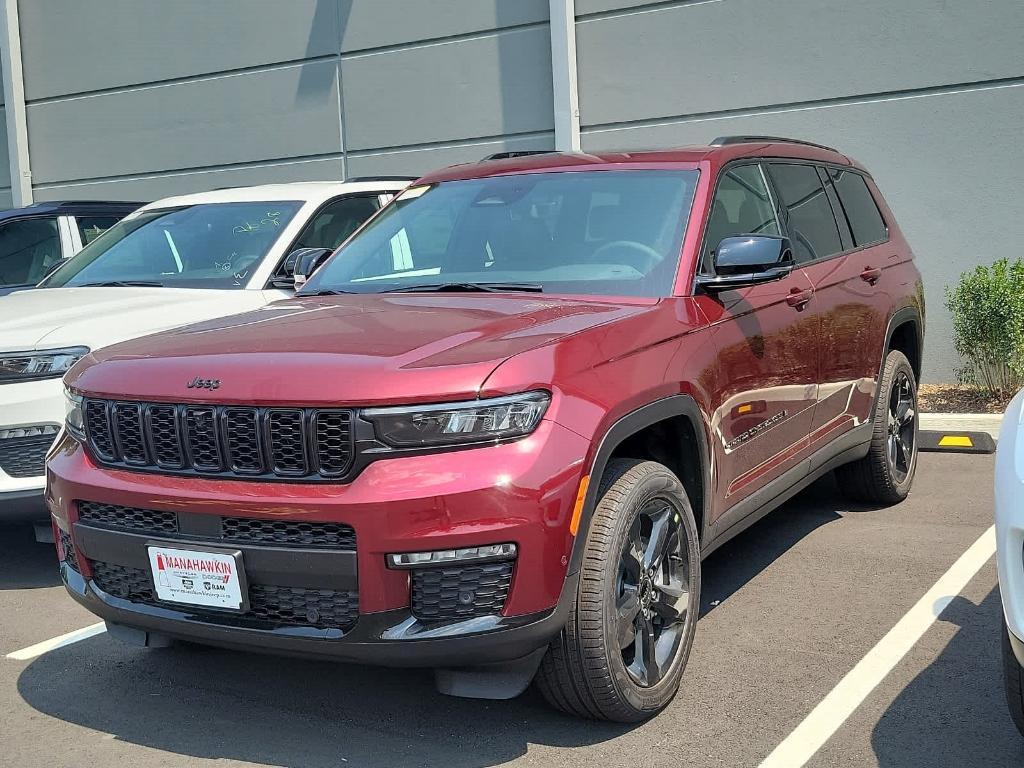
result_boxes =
[2,0,1022,381]
[0,58,10,209]
[574,0,1024,382]
[16,0,554,201]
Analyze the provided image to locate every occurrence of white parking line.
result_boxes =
[759,525,997,768]
[5,622,107,661]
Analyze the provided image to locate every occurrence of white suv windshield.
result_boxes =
[304,171,699,298]
[43,201,303,290]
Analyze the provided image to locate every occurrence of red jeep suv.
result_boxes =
[49,137,924,722]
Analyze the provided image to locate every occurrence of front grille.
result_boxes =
[78,501,179,536]
[89,561,359,631]
[221,517,356,549]
[75,501,356,550]
[83,399,354,480]
[0,428,58,478]
[411,561,514,622]
[59,529,79,572]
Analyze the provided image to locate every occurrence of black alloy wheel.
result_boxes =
[616,502,690,687]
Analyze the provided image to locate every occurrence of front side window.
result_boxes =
[43,201,303,290]
[768,163,843,263]
[293,195,381,251]
[75,215,123,246]
[701,163,780,273]
[0,217,62,288]
[829,169,888,246]
[304,170,699,298]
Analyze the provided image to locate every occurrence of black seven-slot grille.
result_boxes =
[84,399,354,480]
[76,501,357,550]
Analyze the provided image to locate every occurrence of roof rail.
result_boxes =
[481,150,558,162]
[710,135,838,152]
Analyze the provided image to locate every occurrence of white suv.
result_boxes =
[996,388,1024,736]
[0,179,407,530]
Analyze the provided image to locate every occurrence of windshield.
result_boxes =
[42,201,303,289]
[303,170,698,298]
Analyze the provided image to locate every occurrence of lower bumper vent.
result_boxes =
[89,561,358,632]
[411,561,513,622]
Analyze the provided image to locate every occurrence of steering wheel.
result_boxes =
[591,240,663,273]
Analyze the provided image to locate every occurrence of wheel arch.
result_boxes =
[885,307,924,383]
[567,395,712,576]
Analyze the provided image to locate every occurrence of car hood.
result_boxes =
[69,294,656,405]
[0,287,271,352]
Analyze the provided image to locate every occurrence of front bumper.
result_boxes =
[0,488,48,521]
[0,377,63,506]
[48,419,590,666]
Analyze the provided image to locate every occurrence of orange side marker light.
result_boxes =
[569,475,590,536]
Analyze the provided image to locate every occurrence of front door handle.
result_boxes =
[860,266,882,285]
[786,287,813,310]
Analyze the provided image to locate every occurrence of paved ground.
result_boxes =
[1,453,1021,767]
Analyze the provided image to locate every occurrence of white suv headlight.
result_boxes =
[0,346,89,383]
[363,391,550,448]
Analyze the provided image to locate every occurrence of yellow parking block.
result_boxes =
[938,435,974,448]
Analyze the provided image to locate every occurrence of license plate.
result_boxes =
[147,544,246,611]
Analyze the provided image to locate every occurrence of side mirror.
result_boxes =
[695,235,794,292]
[274,247,332,290]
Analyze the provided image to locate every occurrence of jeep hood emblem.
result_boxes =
[187,377,220,390]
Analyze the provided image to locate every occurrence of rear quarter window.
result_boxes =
[830,169,888,246]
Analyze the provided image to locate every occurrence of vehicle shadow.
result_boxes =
[13,473,865,767]
[17,635,631,767]
[0,523,60,589]
[870,588,1024,767]
[700,471,869,617]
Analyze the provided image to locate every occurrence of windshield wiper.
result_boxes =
[79,280,164,288]
[386,282,544,294]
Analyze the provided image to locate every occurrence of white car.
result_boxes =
[996,388,1024,736]
[0,179,407,531]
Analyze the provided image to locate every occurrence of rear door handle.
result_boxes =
[786,287,813,310]
[860,266,882,285]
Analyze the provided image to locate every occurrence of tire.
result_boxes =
[836,349,918,504]
[1004,623,1024,737]
[535,459,701,722]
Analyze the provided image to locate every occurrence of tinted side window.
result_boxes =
[294,196,381,251]
[0,217,61,287]
[830,169,887,246]
[768,163,842,263]
[76,215,122,246]
[701,163,780,273]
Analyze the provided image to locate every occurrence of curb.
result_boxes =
[920,413,1003,440]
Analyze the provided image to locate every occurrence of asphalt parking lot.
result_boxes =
[1,452,1021,768]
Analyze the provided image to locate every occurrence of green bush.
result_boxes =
[945,257,1024,396]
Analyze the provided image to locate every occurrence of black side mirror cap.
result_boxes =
[277,247,332,290]
[696,235,794,292]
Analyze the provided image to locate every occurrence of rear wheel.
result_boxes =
[1004,623,1024,737]
[836,349,918,504]
[536,459,700,722]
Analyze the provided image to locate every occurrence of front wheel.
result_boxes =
[535,459,700,722]
[836,349,918,504]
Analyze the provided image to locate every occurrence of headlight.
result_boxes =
[363,391,550,448]
[0,346,89,382]
[64,388,85,437]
